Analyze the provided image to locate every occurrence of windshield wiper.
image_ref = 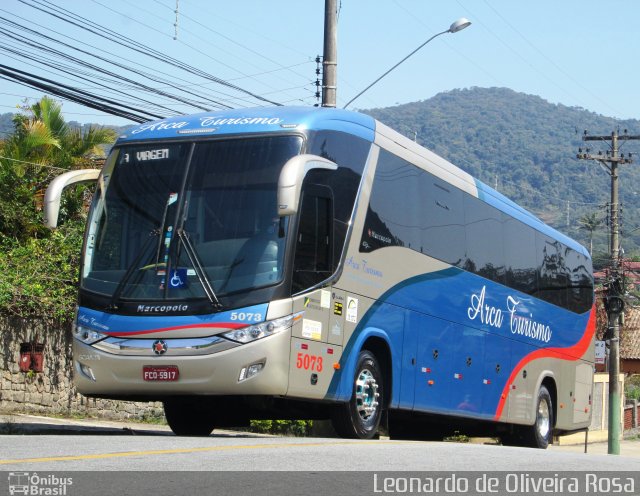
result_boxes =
[107,229,160,310]
[176,228,223,310]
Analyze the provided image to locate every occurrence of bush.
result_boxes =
[626,375,640,401]
[248,420,313,436]
[0,219,84,320]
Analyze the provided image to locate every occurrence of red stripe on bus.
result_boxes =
[104,322,246,337]
[493,305,596,421]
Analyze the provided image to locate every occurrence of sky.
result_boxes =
[1,0,639,127]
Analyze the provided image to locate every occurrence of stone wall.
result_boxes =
[0,316,163,421]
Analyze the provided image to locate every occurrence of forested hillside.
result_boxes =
[364,87,640,259]
[0,112,14,137]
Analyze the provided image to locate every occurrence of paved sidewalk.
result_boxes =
[549,433,640,457]
[0,412,173,436]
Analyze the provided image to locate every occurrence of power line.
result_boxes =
[0,6,263,109]
[0,33,193,116]
[0,155,66,172]
[148,0,312,88]
[479,0,622,119]
[1,0,322,119]
[0,64,161,122]
[21,0,283,106]
[0,18,226,112]
[5,5,235,109]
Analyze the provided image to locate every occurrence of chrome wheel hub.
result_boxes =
[537,399,550,439]
[355,368,380,420]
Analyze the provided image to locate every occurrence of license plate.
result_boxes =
[143,365,179,381]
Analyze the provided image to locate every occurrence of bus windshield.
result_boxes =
[81,135,303,306]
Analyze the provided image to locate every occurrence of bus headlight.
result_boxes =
[223,313,300,344]
[74,324,107,345]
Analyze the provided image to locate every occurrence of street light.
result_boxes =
[343,17,471,109]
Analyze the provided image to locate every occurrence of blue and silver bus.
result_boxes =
[45,106,594,447]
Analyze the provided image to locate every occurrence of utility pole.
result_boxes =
[321,0,337,107]
[577,129,639,455]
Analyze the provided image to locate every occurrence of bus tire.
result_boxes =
[331,350,383,439]
[163,398,215,437]
[524,385,554,449]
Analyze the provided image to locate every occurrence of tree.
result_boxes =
[0,96,117,320]
[579,212,603,255]
[0,96,116,240]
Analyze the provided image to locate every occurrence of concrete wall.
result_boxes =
[0,316,163,420]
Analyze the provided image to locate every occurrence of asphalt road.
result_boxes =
[1,414,638,496]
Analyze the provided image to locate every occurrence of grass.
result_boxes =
[2,408,167,426]
[443,431,470,443]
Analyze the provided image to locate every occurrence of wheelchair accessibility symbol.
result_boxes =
[169,269,188,289]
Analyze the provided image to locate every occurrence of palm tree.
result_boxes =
[23,96,116,169]
[579,212,602,255]
[0,96,117,238]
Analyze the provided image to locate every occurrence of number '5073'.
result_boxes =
[229,312,262,322]
[296,353,323,372]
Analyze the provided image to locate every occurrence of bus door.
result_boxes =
[288,183,338,399]
[291,184,334,293]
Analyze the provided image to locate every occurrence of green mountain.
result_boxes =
[0,112,14,137]
[364,87,640,258]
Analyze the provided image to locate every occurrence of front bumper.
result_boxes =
[73,329,291,398]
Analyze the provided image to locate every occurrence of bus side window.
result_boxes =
[292,184,334,293]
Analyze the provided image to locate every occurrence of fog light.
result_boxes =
[238,361,265,382]
[247,362,264,378]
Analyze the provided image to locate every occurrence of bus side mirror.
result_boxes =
[44,169,101,228]
[277,154,337,216]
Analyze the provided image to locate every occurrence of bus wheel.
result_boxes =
[163,398,215,437]
[524,385,554,449]
[331,350,383,439]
